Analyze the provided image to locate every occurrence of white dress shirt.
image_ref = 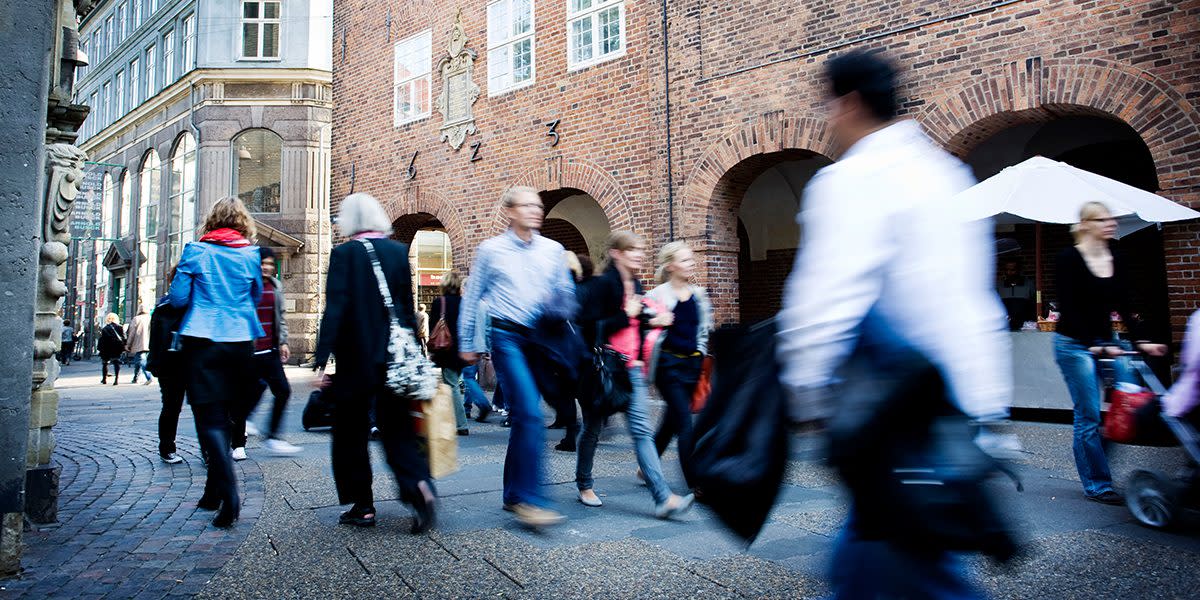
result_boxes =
[776,120,1012,420]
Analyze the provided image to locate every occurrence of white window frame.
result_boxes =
[145,44,156,99]
[162,28,175,87]
[487,0,537,96]
[240,1,282,60]
[182,13,196,70]
[117,2,127,43]
[104,15,114,59]
[133,0,142,29]
[392,30,432,127]
[114,70,124,118]
[129,57,140,107]
[88,92,98,137]
[102,81,112,125]
[566,0,626,71]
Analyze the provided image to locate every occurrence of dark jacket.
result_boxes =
[146,295,186,376]
[578,263,643,347]
[98,323,127,360]
[429,294,465,370]
[1055,246,1144,345]
[315,238,417,388]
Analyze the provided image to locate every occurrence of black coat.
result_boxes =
[98,323,126,360]
[315,238,417,388]
[429,294,466,370]
[146,296,186,376]
[577,263,643,347]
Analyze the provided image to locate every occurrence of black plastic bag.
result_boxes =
[687,320,790,544]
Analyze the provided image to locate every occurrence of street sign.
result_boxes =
[71,163,108,238]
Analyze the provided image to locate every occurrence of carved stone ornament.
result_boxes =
[34,144,88,370]
[434,10,480,151]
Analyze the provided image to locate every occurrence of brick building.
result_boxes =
[332,0,1200,338]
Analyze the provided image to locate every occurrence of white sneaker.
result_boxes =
[264,439,302,456]
[245,421,260,437]
[231,447,248,461]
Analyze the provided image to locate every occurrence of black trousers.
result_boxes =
[157,365,186,455]
[184,337,256,511]
[232,348,292,446]
[330,369,430,509]
[654,353,702,467]
[101,356,120,381]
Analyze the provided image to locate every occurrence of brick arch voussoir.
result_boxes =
[493,157,634,236]
[919,58,1200,188]
[679,113,834,243]
[381,187,467,258]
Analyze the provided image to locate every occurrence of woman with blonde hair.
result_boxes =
[98,312,127,385]
[169,196,264,528]
[646,241,712,474]
[574,230,694,518]
[1053,200,1166,505]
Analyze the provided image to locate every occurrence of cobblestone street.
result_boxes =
[2,360,1199,599]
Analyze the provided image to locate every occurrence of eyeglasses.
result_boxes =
[512,202,544,210]
[1085,216,1117,223]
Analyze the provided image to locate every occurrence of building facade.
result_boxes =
[331,0,1200,342]
[71,0,334,361]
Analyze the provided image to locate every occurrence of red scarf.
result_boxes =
[199,228,251,247]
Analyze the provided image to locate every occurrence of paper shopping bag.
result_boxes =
[424,383,459,479]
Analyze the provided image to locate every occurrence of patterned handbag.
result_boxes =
[360,239,439,401]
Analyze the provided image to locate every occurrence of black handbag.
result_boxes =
[591,320,633,415]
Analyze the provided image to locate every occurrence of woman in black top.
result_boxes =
[431,271,491,434]
[98,313,126,385]
[1053,201,1166,505]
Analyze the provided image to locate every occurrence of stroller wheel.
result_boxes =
[1126,470,1177,529]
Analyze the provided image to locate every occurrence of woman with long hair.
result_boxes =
[432,270,490,433]
[1053,200,1166,505]
[646,241,712,475]
[168,196,264,528]
[575,231,694,518]
[314,193,436,533]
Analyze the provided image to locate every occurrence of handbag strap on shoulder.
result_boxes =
[359,239,401,327]
[438,295,447,321]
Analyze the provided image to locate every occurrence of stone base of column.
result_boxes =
[0,512,22,577]
[24,464,59,525]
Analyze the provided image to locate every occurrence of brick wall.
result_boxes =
[333,0,1200,336]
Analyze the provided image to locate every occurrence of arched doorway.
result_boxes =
[392,212,453,312]
[540,188,611,270]
[715,149,832,324]
[964,112,1169,347]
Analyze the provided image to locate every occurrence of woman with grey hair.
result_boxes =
[314,192,436,533]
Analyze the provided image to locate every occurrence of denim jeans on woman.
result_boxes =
[490,327,552,508]
[1053,333,1135,497]
[577,366,672,505]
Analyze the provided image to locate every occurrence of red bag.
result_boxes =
[1103,388,1156,443]
[691,356,714,414]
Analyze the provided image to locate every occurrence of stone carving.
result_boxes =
[34,144,88,370]
[435,10,480,150]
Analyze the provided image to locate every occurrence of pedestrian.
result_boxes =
[647,241,712,474]
[148,266,187,464]
[314,192,436,533]
[775,50,1015,598]
[98,313,126,385]
[548,252,592,452]
[169,196,265,528]
[416,303,430,356]
[458,186,577,528]
[575,231,695,518]
[430,271,490,435]
[1053,200,1167,505]
[59,319,76,365]
[229,247,303,459]
[125,305,153,385]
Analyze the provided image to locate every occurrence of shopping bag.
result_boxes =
[691,356,714,414]
[1103,387,1156,443]
[423,383,459,479]
[479,355,498,391]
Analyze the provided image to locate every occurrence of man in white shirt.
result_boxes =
[776,50,1011,598]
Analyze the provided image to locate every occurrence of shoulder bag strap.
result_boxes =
[438,295,447,321]
[359,239,401,327]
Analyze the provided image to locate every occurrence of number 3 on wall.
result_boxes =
[545,119,560,147]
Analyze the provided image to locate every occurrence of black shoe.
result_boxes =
[410,481,436,535]
[213,505,239,528]
[501,417,511,428]
[475,405,492,423]
[547,421,568,430]
[456,428,470,436]
[1087,490,1124,505]
[197,494,221,510]
[100,378,106,384]
[555,439,576,453]
[339,504,377,527]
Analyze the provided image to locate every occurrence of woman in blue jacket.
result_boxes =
[169,197,264,528]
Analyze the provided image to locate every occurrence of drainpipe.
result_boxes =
[662,0,674,241]
[189,82,201,216]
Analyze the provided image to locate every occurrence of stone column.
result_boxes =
[0,0,56,577]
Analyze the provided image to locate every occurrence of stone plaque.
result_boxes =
[435,11,480,150]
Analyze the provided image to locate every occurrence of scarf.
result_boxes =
[199,228,251,247]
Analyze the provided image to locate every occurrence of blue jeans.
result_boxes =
[132,351,152,383]
[577,366,672,505]
[462,364,491,413]
[445,368,467,429]
[1053,334,1134,497]
[831,513,984,599]
[491,327,551,508]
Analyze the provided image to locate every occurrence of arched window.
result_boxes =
[169,133,197,267]
[233,128,282,213]
[138,150,162,309]
[118,170,132,237]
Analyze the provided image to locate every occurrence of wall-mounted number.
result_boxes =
[470,141,482,162]
[406,151,418,180]
[545,119,560,147]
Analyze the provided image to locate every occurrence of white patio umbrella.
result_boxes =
[953,155,1200,316]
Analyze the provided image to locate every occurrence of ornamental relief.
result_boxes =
[435,10,480,151]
